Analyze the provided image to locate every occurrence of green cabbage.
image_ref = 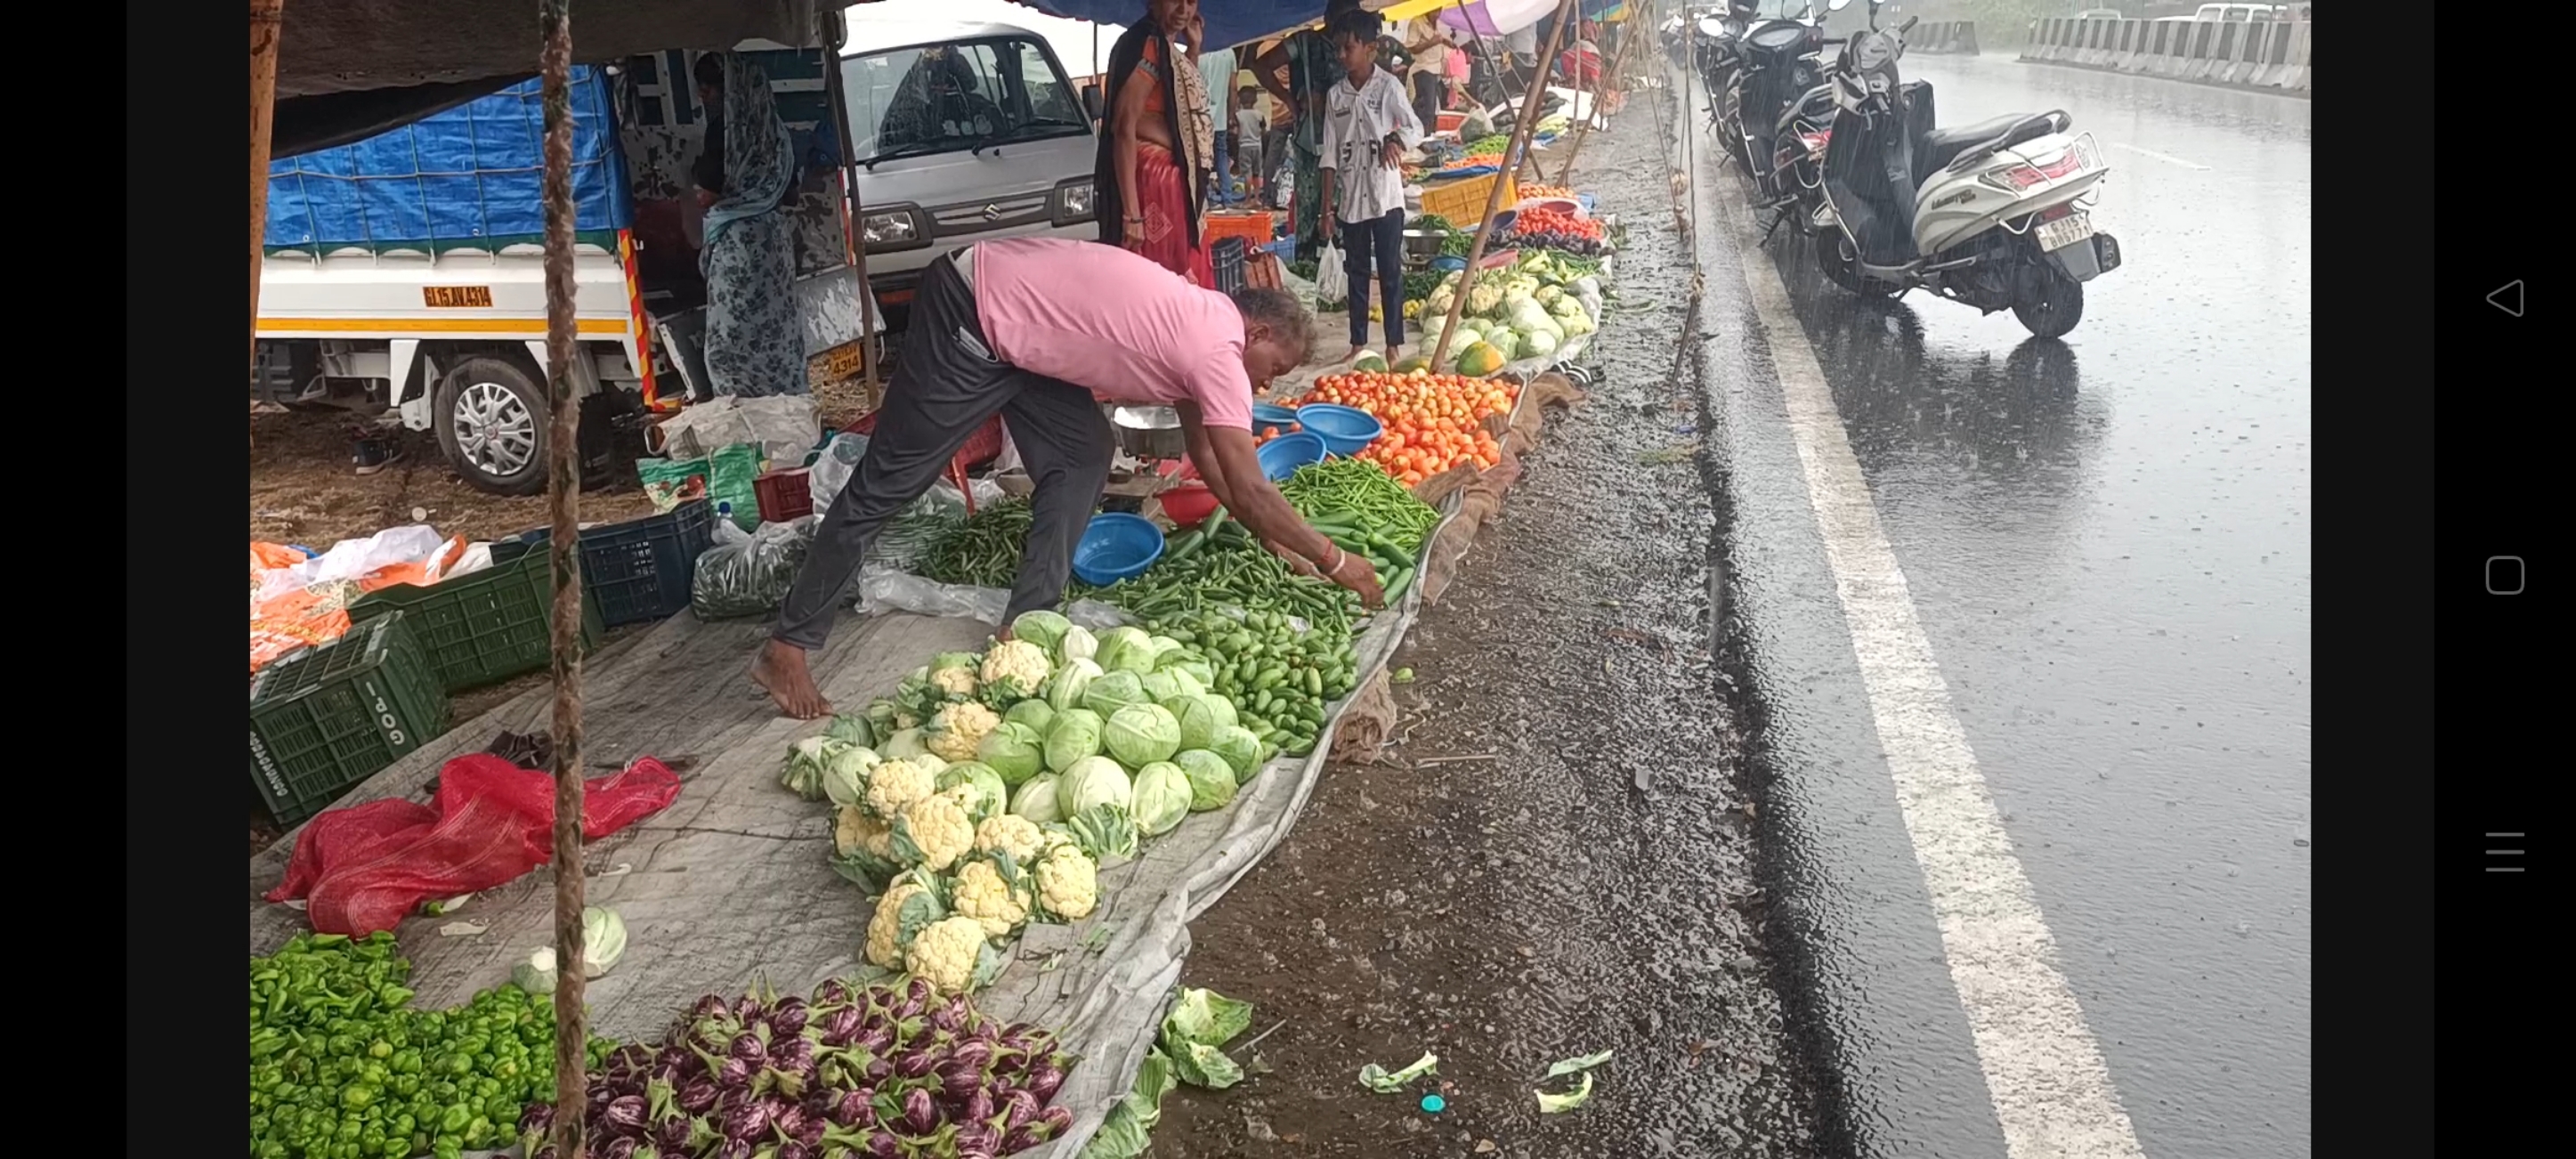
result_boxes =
[1060,756,1133,815]
[976,722,1046,786]
[1043,709,1105,774]
[1174,750,1237,812]
[1210,725,1266,784]
[1082,669,1152,717]
[1009,774,1065,824]
[1130,761,1191,836]
[936,762,1009,821]
[1096,626,1160,674]
[1003,698,1057,736]
[824,713,876,750]
[1138,669,1186,703]
[580,905,627,978]
[1009,610,1073,653]
[1162,694,1227,752]
[1204,693,1239,729]
[821,744,880,808]
[1047,658,1104,712]
[879,727,929,761]
[1156,650,1216,690]
[1057,624,1098,663]
[1105,703,1182,767]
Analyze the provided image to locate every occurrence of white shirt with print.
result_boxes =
[1320,66,1424,226]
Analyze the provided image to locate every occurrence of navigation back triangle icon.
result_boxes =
[2489,280,2525,317]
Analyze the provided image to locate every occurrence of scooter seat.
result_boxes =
[1917,111,2070,173]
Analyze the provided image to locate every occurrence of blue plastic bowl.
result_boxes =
[1256,432,1328,482]
[1293,403,1383,456]
[1072,513,1166,587]
[1430,255,1467,273]
[1252,402,1300,437]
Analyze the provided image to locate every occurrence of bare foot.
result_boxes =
[1383,345,1403,365]
[1345,345,1368,364]
[750,638,832,719]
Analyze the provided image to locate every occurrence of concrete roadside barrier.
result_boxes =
[2020,14,2308,95]
[1907,20,1980,56]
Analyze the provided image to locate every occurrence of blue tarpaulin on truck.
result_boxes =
[264,67,634,250]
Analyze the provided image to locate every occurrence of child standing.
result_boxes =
[1317,8,1424,363]
[1235,86,1268,206]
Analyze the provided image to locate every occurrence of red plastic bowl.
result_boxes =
[1158,483,1220,528]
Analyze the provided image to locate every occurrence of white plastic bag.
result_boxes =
[808,432,871,511]
[1314,239,1348,308]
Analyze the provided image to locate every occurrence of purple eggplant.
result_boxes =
[533,1148,559,1159]
[814,978,853,1008]
[736,994,768,1023]
[952,1122,1000,1159]
[770,997,811,1037]
[598,1139,638,1159]
[859,1132,903,1159]
[1025,1062,1066,1102]
[778,1144,817,1159]
[856,1024,897,1055]
[901,1089,944,1135]
[961,1088,997,1130]
[863,1056,895,1084]
[655,1115,695,1152]
[730,1031,770,1068]
[602,1094,651,1136]
[722,1097,774,1141]
[519,1103,556,1137]
[717,1056,757,1090]
[947,1040,994,1074]
[818,1006,865,1047]
[928,1000,967,1035]
[774,1103,814,1140]
[774,1035,818,1075]
[1000,1090,1041,1131]
[712,1142,754,1159]
[1039,1106,1073,1133]
[938,1063,986,1106]
[830,1088,874,1128]
[677,1078,722,1114]
[894,1050,940,1081]
[694,994,734,1020]
[1001,1125,1045,1153]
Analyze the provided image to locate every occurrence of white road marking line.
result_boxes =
[2110,142,2210,170]
[1712,193,2150,1157]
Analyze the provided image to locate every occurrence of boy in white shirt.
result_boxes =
[1317,9,1425,362]
[1235,87,1268,204]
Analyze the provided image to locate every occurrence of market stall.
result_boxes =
[247,2,1627,1156]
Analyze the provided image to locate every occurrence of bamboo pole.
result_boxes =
[535,3,590,1157]
[251,0,284,446]
[1428,0,1577,372]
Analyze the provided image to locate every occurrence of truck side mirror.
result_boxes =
[1082,83,1103,123]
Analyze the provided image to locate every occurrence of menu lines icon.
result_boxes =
[2487,833,2526,872]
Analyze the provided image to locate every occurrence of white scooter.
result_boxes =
[1811,1,2124,337]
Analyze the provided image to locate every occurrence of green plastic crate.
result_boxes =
[249,611,450,825]
[348,540,605,693]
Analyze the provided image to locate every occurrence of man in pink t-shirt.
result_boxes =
[754,237,1385,719]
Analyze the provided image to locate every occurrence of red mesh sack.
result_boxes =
[265,754,683,936]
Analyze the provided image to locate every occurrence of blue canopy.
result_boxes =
[1010,1,1331,53]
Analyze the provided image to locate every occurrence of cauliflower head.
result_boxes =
[952,857,1033,939]
[866,879,929,969]
[1033,843,1099,921]
[974,814,1047,863]
[905,914,993,993]
[864,757,938,820]
[894,790,975,871]
[928,665,980,699]
[926,701,1002,764]
[835,806,895,860]
[978,640,1054,701]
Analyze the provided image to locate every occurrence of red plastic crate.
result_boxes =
[755,467,814,523]
[845,411,1005,515]
[1203,212,1276,250]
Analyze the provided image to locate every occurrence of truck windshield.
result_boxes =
[845,37,1087,166]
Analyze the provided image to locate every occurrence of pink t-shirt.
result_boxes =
[971,238,1254,430]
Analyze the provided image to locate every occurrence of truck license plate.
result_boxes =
[825,342,865,378]
[2036,212,2095,253]
[422,286,494,308]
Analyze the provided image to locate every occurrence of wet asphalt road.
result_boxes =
[1680,53,2311,1159]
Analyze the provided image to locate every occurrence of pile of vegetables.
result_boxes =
[786,612,1299,998]
[1519,183,1576,200]
[533,976,1075,1159]
[1461,134,1511,157]
[1305,370,1518,484]
[1079,515,1365,639]
[1503,206,1608,256]
[1277,456,1444,555]
[919,501,1036,589]
[1142,604,1356,759]
[1414,253,1602,370]
[248,931,617,1159]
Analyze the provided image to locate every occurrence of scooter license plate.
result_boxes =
[2037,212,2096,253]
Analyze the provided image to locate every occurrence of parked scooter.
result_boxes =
[1811,0,2124,336]
[1693,3,1757,144]
[1725,0,1840,206]
[1765,59,1844,239]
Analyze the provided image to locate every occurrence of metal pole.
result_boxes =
[536,3,589,1157]
[1430,0,1577,372]
[251,0,284,446]
[821,32,880,405]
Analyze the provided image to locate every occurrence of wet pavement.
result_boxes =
[1685,52,2310,1159]
[1152,98,1820,1157]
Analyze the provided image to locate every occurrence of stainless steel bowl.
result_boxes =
[1109,405,1188,460]
[1402,229,1450,264]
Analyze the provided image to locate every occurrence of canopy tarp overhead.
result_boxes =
[271,0,839,158]
[1438,0,1556,36]
[1008,1,1331,53]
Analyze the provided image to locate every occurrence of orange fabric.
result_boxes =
[1132,143,1214,288]
[1139,37,1172,118]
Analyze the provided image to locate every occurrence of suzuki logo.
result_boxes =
[982,204,1004,221]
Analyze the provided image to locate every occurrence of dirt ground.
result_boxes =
[1146,106,1821,1157]
[245,371,882,855]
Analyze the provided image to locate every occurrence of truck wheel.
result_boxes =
[434,356,548,496]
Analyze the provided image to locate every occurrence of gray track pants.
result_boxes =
[771,253,1114,652]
